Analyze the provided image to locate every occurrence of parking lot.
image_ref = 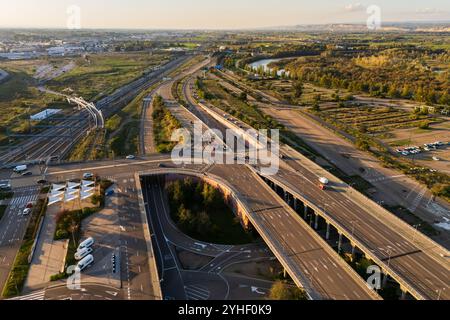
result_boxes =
[386,123,450,174]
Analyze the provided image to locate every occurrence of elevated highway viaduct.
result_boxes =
[180,73,450,301]
[8,156,381,300]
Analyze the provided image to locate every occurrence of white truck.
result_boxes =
[13,165,27,173]
[319,177,329,190]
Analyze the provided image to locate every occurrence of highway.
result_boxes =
[0,185,41,292]
[136,67,381,300]
[1,54,448,301]
[141,174,282,301]
[2,152,379,300]
[180,71,450,300]
[212,70,450,247]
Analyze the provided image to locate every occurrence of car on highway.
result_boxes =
[21,171,32,176]
[319,177,330,190]
[0,180,11,190]
[83,173,94,180]
[22,208,32,216]
[432,157,440,161]
[126,155,136,160]
[13,165,27,173]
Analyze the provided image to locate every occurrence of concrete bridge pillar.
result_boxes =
[325,223,331,240]
[314,214,319,230]
[351,244,357,261]
[338,233,343,253]
[400,288,407,300]
[304,205,308,219]
[382,272,389,288]
[294,198,299,211]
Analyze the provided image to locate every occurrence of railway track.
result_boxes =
[0,55,189,167]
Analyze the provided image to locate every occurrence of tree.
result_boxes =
[239,92,247,101]
[401,85,412,99]
[438,92,449,106]
[356,138,370,151]
[418,121,430,130]
[177,204,193,226]
[292,81,304,98]
[311,103,320,112]
[431,184,450,199]
[269,281,307,300]
[388,86,400,98]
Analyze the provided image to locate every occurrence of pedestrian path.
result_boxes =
[8,289,45,300]
[185,285,210,300]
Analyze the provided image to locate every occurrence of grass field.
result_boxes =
[0,52,171,145]
[47,52,170,101]
[315,102,438,136]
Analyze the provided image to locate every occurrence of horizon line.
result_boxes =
[0,20,449,32]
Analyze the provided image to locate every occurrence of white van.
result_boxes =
[13,165,27,173]
[77,237,94,251]
[74,247,93,261]
[76,254,94,271]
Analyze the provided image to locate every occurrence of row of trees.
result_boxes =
[166,178,255,244]
[284,54,449,105]
[152,95,181,153]
[167,178,230,239]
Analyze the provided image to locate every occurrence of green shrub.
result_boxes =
[418,121,430,129]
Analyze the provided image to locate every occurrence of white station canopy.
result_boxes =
[80,191,95,200]
[50,190,65,198]
[48,180,96,204]
[64,192,79,202]
[52,184,66,191]
[81,186,95,192]
[67,182,81,189]
[48,195,64,206]
[82,180,95,187]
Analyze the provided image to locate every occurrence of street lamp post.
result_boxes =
[412,224,421,244]
[436,288,446,300]
[386,248,392,270]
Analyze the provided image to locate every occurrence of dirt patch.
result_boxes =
[223,259,283,281]
[177,249,214,270]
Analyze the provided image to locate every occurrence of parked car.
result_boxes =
[75,247,93,261]
[26,202,33,209]
[126,155,136,160]
[78,237,95,251]
[22,208,32,216]
[76,254,94,272]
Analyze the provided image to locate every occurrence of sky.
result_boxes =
[0,0,449,29]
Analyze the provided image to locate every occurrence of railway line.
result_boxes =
[0,55,189,167]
